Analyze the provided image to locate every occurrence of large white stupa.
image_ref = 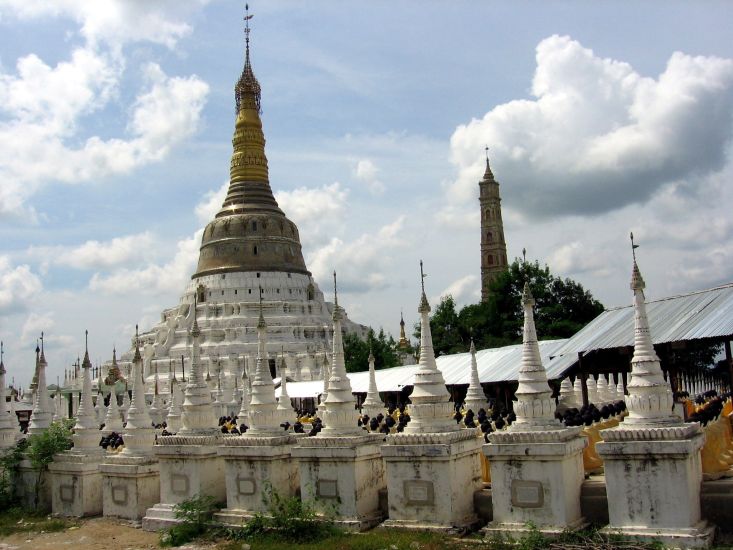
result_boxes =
[107,24,366,396]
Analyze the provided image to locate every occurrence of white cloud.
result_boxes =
[353,159,385,195]
[0,57,209,218]
[27,232,156,270]
[275,182,349,245]
[447,35,733,218]
[435,204,480,229]
[195,181,228,225]
[435,275,479,306]
[276,182,348,225]
[546,241,611,278]
[0,256,42,313]
[20,312,55,346]
[308,216,406,293]
[89,229,202,295]
[0,0,210,50]
[0,0,211,220]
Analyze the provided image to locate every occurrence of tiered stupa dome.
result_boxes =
[106,18,366,394]
[193,35,308,278]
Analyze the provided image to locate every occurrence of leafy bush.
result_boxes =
[26,419,75,469]
[0,439,27,508]
[25,419,74,508]
[234,485,336,543]
[160,494,219,547]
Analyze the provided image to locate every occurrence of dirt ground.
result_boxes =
[0,517,213,550]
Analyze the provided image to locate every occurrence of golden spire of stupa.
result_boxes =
[223,3,274,207]
[192,5,309,279]
[398,310,409,350]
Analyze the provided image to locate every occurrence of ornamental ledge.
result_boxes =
[298,433,383,447]
[157,434,222,446]
[386,429,478,446]
[489,426,582,444]
[221,434,294,446]
[599,423,701,442]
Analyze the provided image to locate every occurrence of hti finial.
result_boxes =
[40,331,44,353]
[630,232,639,262]
[420,260,427,294]
[485,146,489,162]
[522,248,527,264]
[244,3,253,49]
[84,329,88,352]
[333,271,338,307]
[1,341,3,364]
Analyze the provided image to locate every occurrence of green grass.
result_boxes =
[0,507,76,537]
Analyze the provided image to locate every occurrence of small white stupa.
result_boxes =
[166,363,183,433]
[484,282,587,535]
[71,331,102,451]
[596,234,713,547]
[121,326,156,455]
[361,347,384,419]
[245,287,292,435]
[402,262,457,435]
[559,377,576,409]
[0,342,18,449]
[319,272,362,437]
[463,339,489,414]
[506,283,563,432]
[28,336,52,434]
[179,298,216,435]
[586,375,599,405]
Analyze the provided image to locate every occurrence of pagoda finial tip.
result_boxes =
[630,232,645,291]
[333,270,338,306]
[522,281,535,306]
[418,260,430,312]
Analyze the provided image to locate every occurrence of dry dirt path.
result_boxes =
[0,517,222,550]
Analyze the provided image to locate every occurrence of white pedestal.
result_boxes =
[215,434,299,526]
[100,455,160,522]
[15,457,51,512]
[380,430,482,530]
[48,450,105,517]
[142,435,225,531]
[292,434,385,531]
[483,428,587,536]
[597,425,715,548]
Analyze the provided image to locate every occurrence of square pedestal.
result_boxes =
[215,435,298,526]
[48,451,105,517]
[100,456,160,522]
[482,430,587,536]
[142,435,225,531]
[380,430,482,531]
[292,434,385,531]
[597,428,715,548]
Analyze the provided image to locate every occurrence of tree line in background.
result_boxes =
[343,258,605,370]
[420,259,605,356]
[343,328,401,373]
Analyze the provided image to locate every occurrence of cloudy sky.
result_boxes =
[1,1,732,388]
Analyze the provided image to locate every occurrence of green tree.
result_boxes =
[343,328,401,373]
[416,259,605,354]
[25,419,74,509]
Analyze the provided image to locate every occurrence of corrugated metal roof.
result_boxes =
[276,339,571,398]
[549,283,733,360]
[275,380,324,399]
[435,340,568,384]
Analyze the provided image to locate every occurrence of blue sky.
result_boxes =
[1,1,732,388]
